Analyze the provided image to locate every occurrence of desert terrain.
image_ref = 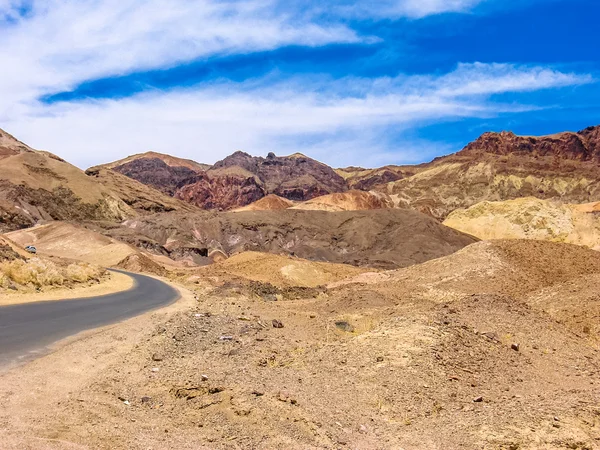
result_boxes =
[2,126,600,449]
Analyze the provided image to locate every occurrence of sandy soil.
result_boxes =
[0,276,196,448]
[1,240,600,449]
[0,271,134,306]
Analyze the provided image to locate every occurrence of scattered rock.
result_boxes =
[376,356,384,362]
[219,336,233,341]
[277,391,297,405]
[359,424,368,434]
[201,374,209,381]
[511,343,520,352]
[151,368,160,373]
[482,331,500,342]
[272,319,284,329]
[152,353,164,362]
[141,396,152,403]
[473,396,484,403]
[335,321,355,332]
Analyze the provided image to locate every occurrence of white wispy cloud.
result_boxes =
[0,0,359,106]
[3,63,591,168]
[0,1,593,168]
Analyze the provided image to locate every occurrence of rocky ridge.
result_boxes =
[382,126,600,219]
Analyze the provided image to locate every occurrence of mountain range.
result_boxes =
[1,124,600,233]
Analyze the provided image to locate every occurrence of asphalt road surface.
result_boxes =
[0,270,179,368]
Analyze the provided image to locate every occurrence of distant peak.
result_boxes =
[230,150,252,158]
[288,152,308,159]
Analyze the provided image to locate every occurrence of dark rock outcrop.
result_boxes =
[112,158,198,196]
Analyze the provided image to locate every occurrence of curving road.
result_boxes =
[0,270,179,368]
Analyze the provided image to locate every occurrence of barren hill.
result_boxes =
[85,168,198,214]
[0,128,135,232]
[0,129,200,232]
[381,126,600,219]
[336,164,421,190]
[443,197,600,250]
[13,239,600,448]
[233,194,296,212]
[104,209,477,269]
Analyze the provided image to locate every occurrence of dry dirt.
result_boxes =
[1,240,599,449]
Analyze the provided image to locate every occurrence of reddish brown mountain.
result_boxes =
[96,150,348,210]
[381,125,600,219]
[175,171,265,210]
[208,151,347,200]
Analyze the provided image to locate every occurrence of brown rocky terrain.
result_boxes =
[0,128,134,232]
[175,169,266,210]
[89,125,600,218]
[382,126,600,220]
[210,151,348,200]
[3,239,600,448]
[99,209,477,270]
[175,151,349,210]
[0,130,198,232]
[88,151,210,195]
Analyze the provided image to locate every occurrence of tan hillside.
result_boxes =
[443,197,600,250]
[233,194,295,212]
[291,190,394,211]
[336,164,421,190]
[6,222,138,267]
[0,128,136,232]
[200,251,368,288]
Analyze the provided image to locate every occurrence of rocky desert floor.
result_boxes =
[1,239,600,449]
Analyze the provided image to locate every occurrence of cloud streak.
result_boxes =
[0,0,595,169]
[4,63,591,168]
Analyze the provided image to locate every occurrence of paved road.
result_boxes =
[0,270,179,368]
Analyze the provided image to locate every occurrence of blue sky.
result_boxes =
[0,0,598,168]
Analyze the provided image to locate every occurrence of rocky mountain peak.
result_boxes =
[460,128,599,161]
